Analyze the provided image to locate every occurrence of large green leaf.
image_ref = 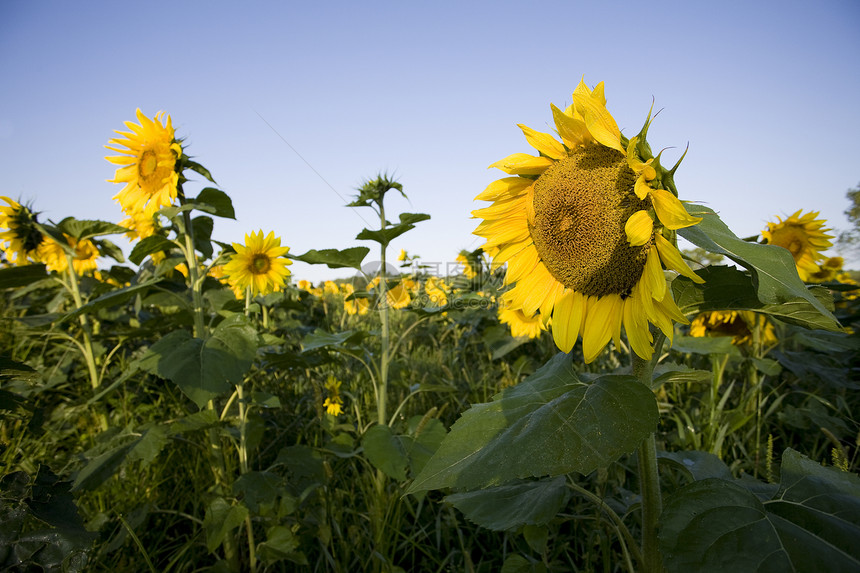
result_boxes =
[58,278,163,323]
[55,218,127,241]
[194,187,236,219]
[0,264,48,289]
[408,353,658,492]
[129,235,178,264]
[356,213,430,247]
[445,476,569,531]
[290,247,370,270]
[138,314,258,407]
[362,425,409,481]
[678,206,838,329]
[673,265,840,332]
[203,498,248,553]
[659,449,860,572]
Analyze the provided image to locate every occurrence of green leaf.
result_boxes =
[203,498,248,553]
[290,247,370,270]
[184,159,217,184]
[673,265,841,332]
[659,449,860,573]
[129,235,178,265]
[362,425,409,481]
[678,206,839,330]
[257,525,306,565]
[657,450,733,481]
[195,188,236,219]
[0,264,48,288]
[501,554,546,573]
[408,353,659,492]
[233,471,283,513]
[55,218,128,241]
[300,329,367,353]
[355,213,430,247]
[138,315,258,408]
[670,335,739,356]
[58,278,163,323]
[192,215,214,259]
[445,476,569,531]
[652,363,712,389]
[127,426,168,467]
[93,238,124,263]
[72,443,135,492]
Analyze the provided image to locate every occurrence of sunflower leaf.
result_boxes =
[0,264,48,289]
[408,353,658,493]
[194,188,236,219]
[673,265,841,332]
[93,238,124,263]
[57,278,163,323]
[55,218,128,241]
[659,449,860,573]
[129,235,180,265]
[356,213,430,247]
[184,159,217,184]
[678,206,839,330]
[290,247,369,270]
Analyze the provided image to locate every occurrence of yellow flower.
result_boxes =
[425,276,448,306]
[499,306,545,339]
[342,283,370,315]
[324,281,340,296]
[807,256,843,283]
[690,310,777,348]
[119,211,160,241]
[223,230,292,297]
[473,80,704,362]
[397,249,408,262]
[323,375,344,416]
[456,251,479,279]
[761,210,833,282]
[836,273,859,301]
[106,109,182,216]
[385,282,411,309]
[38,235,100,275]
[0,197,44,265]
[297,279,312,291]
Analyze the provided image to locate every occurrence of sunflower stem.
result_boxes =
[377,200,390,427]
[632,336,664,573]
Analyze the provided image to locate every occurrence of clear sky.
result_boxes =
[2,0,859,282]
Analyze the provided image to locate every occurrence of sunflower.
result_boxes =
[0,197,44,264]
[106,109,182,216]
[424,276,448,306]
[808,256,843,283]
[223,230,291,297]
[499,306,545,339]
[341,283,370,316]
[38,235,100,275]
[456,250,479,279]
[690,310,777,349]
[119,210,160,241]
[323,375,344,417]
[761,210,833,282]
[473,79,705,362]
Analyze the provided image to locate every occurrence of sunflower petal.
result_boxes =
[650,188,702,230]
[551,104,592,149]
[582,295,620,362]
[625,210,654,246]
[572,85,623,152]
[551,289,583,353]
[654,234,705,283]
[518,124,566,160]
[488,153,554,175]
[475,177,533,202]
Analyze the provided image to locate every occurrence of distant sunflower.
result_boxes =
[223,230,291,297]
[808,256,843,283]
[499,306,544,339]
[323,375,344,416]
[690,310,777,348]
[425,276,448,306]
[38,235,100,275]
[106,109,182,216]
[761,210,833,282]
[341,283,370,316]
[473,79,704,362]
[119,210,160,241]
[0,197,44,264]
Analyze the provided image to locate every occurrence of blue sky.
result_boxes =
[1,0,859,281]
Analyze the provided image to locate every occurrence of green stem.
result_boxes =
[377,201,390,427]
[632,336,664,573]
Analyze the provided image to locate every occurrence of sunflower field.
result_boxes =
[1,81,859,573]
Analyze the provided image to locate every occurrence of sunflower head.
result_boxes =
[323,375,344,416]
[690,310,777,349]
[38,235,100,275]
[0,197,44,264]
[106,109,183,216]
[223,230,292,297]
[761,210,833,282]
[341,283,370,316]
[473,79,705,362]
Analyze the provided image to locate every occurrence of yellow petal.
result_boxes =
[643,248,666,302]
[654,234,705,284]
[634,173,652,200]
[582,295,620,363]
[519,263,555,316]
[518,124,566,160]
[625,210,654,246]
[471,195,528,220]
[622,294,654,360]
[626,137,656,180]
[551,103,592,149]
[650,188,702,230]
[572,86,623,152]
[505,245,540,285]
[552,289,583,353]
[475,177,533,202]
[489,153,554,175]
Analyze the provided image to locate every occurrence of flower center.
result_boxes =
[138,149,159,182]
[251,254,271,274]
[530,144,651,298]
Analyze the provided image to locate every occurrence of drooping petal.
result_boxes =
[654,234,705,284]
[551,289,584,353]
[650,188,702,230]
[518,124,566,160]
[582,295,621,362]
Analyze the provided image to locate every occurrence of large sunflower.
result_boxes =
[761,210,833,282]
[223,230,292,297]
[106,109,182,216]
[473,80,704,362]
[0,197,44,264]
